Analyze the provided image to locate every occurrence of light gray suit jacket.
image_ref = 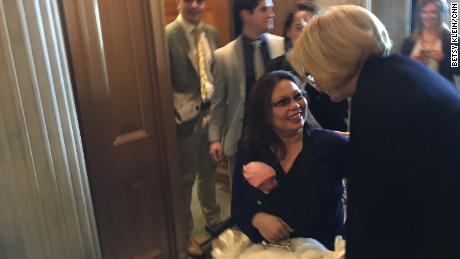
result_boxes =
[166,17,219,136]
[209,33,284,157]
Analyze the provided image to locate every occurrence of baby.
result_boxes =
[243,161,278,193]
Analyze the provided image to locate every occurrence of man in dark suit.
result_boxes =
[165,0,221,256]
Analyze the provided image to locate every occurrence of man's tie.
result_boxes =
[194,29,208,102]
[252,40,265,80]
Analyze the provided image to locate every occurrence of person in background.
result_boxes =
[231,71,347,250]
[283,1,318,51]
[289,5,460,258]
[270,1,349,131]
[165,0,221,256]
[401,0,459,84]
[208,0,285,188]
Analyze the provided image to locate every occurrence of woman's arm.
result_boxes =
[230,151,263,241]
[231,151,294,243]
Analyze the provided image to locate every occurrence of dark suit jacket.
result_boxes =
[401,31,460,83]
[346,55,460,259]
[165,17,219,136]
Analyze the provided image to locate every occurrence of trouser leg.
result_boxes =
[227,155,236,195]
[196,129,221,225]
[177,132,200,234]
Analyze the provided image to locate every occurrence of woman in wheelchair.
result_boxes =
[231,71,348,250]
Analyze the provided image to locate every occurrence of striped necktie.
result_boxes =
[252,40,265,80]
[194,29,208,102]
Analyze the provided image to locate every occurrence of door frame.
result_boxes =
[145,0,187,257]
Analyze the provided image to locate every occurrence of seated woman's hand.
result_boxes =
[252,212,294,244]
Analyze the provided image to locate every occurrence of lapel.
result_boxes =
[265,33,285,59]
[232,36,246,100]
[204,28,217,50]
[172,18,199,74]
[187,50,199,74]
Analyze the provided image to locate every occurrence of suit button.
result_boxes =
[256,200,262,205]
[196,106,200,111]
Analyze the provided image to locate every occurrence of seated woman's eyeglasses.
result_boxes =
[272,91,306,108]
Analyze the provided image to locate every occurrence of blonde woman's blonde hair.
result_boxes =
[287,5,392,92]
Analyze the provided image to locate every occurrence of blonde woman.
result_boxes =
[401,0,459,83]
[288,5,460,259]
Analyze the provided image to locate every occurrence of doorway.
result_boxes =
[60,0,186,258]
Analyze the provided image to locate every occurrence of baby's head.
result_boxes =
[243,161,278,193]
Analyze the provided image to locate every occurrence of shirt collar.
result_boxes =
[177,14,203,35]
[242,33,267,47]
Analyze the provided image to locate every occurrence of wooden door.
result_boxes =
[60,0,185,258]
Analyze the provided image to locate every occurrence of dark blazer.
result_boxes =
[401,31,460,83]
[346,55,460,259]
[231,127,348,250]
[165,17,219,136]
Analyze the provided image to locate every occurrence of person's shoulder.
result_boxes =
[203,23,217,34]
[264,33,285,57]
[215,36,241,55]
[264,33,284,47]
[309,129,348,159]
[310,129,348,147]
[165,19,182,39]
[357,55,420,97]
[388,54,438,80]
[362,55,416,79]
[310,129,348,142]
[264,33,283,41]
[165,18,179,32]
[441,28,452,40]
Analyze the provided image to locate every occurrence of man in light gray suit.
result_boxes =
[165,0,221,256]
[208,0,285,183]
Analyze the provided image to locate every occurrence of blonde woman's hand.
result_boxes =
[252,212,294,244]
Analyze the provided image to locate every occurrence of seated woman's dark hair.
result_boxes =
[242,70,305,160]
